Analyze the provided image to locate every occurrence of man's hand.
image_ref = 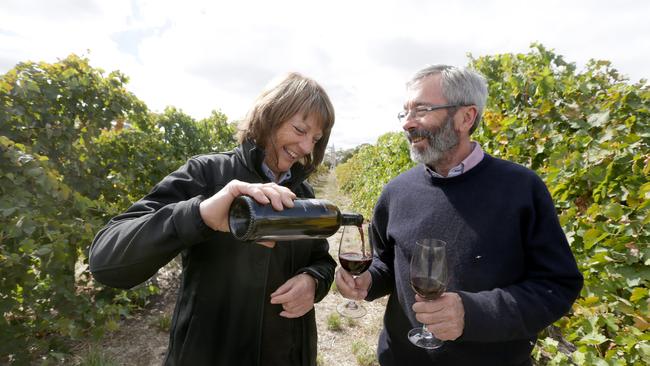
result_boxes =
[412,292,465,341]
[270,273,317,318]
[335,269,371,300]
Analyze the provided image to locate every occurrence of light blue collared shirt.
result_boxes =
[261,162,292,184]
[427,142,485,178]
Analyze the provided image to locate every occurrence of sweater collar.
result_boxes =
[425,153,492,184]
[426,142,485,178]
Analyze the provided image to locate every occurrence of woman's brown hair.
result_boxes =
[238,72,335,173]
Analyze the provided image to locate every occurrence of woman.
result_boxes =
[89,72,336,366]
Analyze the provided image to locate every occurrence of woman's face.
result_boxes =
[264,112,323,176]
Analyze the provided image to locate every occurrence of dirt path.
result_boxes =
[72,170,385,366]
[312,171,385,366]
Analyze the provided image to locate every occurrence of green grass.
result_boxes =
[150,313,172,332]
[346,317,358,328]
[78,347,119,366]
[326,312,343,331]
[351,340,378,366]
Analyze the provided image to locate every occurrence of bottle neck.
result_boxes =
[341,213,364,226]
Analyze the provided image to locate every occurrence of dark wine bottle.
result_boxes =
[228,195,364,241]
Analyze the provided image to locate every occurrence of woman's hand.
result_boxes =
[199,179,296,233]
[270,273,317,318]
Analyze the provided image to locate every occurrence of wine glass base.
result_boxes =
[407,328,443,349]
[336,301,367,318]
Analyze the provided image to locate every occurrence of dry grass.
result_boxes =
[314,253,386,366]
[70,260,180,366]
[312,170,385,366]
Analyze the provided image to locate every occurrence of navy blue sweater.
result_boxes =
[366,154,583,366]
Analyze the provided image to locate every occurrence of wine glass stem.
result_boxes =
[421,324,433,338]
[348,275,360,309]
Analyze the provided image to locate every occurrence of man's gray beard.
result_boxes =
[407,116,459,166]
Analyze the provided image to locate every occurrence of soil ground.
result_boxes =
[71,170,386,366]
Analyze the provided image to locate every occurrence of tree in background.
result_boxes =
[86,108,237,210]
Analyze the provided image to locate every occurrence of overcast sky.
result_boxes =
[1,0,648,149]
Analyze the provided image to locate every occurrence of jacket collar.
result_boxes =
[235,139,310,188]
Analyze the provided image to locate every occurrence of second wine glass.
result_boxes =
[407,238,448,349]
[336,223,373,318]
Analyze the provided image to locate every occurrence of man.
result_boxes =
[335,65,583,365]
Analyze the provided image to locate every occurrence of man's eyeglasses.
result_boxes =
[397,104,464,123]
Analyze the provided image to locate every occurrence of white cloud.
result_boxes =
[1,0,648,149]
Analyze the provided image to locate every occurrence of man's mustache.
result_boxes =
[404,128,433,143]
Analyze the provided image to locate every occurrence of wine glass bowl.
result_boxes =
[336,224,373,318]
[339,252,372,276]
[410,276,446,300]
[407,238,448,349]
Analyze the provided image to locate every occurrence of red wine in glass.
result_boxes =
[337,224,373,318]
[408,239,448,349]
[410,277,446,299]
[339,252,372,275]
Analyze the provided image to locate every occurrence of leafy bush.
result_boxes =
[0,55,236,363]
[336,132,414,218]
[307,163,331,186]
[0,137,112,362]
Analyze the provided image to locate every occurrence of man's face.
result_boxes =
[401,75,460,166]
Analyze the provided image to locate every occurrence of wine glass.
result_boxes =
[336,223,373,318]
[407,238,448,349]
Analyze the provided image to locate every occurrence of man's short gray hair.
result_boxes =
[407,65,488,134]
